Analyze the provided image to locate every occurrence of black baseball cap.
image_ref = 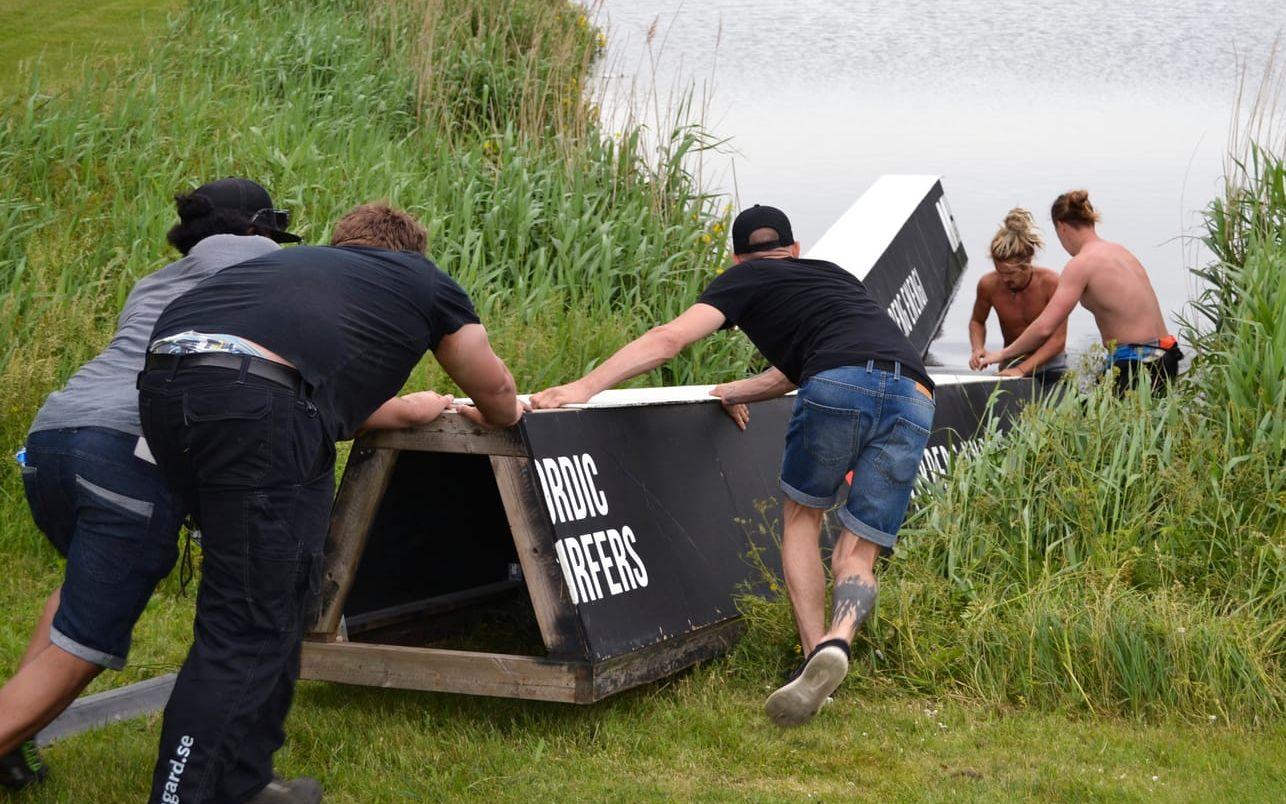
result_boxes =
[731,204,794,254]
[191,177,301,244]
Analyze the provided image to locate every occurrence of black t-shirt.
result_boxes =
[153,245,480,440]
[697,257,931,389]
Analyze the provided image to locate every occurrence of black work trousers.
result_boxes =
[139,364,334,804]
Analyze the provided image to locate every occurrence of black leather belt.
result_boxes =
[865,359,933,393]
[144,352,302,391]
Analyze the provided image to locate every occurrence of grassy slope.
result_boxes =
[0,0,178,93]
[1,2,1282,802]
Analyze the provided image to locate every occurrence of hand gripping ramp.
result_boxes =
[298,175,1034,703]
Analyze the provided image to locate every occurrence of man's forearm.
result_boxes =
[575,329,682,397]
[720,368,795,404]
[1016,329,1066,375]
[1001,318,1057,362]
[968,320,986,352]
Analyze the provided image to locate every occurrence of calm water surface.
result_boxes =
[591,0,1282,366]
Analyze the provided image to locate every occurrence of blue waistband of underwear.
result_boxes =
[1108,339,1169,365]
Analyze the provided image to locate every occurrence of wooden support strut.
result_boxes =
[310,444,399,639]
[489,455,587,657]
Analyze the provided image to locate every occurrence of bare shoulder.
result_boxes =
[1034,266,1061,287]
[976,272,999,294]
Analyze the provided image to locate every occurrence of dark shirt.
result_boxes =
[697,257,931,389]
[152,245,479,440]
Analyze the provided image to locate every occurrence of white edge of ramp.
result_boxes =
[516,374,1006,410]
[803,174,942,281]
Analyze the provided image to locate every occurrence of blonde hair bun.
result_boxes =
[990,207,1043,262]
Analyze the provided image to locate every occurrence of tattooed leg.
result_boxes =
[830,576,878,638]
[824,530,881,644]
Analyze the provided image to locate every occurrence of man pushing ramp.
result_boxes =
[532,204,934,726]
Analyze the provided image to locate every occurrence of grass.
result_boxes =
[13,675,1286,801]
[0,0,178,93]
[0,0,1283,800]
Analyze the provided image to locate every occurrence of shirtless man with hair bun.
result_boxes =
[968,208,1067,381]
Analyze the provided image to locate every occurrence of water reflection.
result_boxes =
[590,0,1280,365]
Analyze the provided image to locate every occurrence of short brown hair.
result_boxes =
[1050,189,1100,228]
[330,202,428,253]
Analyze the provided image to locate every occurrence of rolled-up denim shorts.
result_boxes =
[20,427,184,669]
[779,363,935,548]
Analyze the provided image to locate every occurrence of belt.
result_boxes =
[143,352,303,391]
[864,359,934,396]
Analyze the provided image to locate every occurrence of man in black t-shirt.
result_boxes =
[533,205,935,728]
[138,204,522,804]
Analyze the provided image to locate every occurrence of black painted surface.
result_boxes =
[857,181,968,354]
[519,376,1036,662]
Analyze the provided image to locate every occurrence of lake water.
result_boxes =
[589,0,1282,366]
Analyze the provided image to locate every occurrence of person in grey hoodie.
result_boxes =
[0,179,299,790]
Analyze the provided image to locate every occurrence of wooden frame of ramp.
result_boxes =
[302,406,747,704]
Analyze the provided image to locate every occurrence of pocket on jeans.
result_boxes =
[182,388,274,486]
[20,465,52,537]
[874,416,932,485]
[798,400,859,468]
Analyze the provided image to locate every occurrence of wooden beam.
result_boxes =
[590,619,745,701]
[301,642,591,703]
[489,455,586,658]
[364,411,525,456]
[342,579,523,635]
[310,445,399,638]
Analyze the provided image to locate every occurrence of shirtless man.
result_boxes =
[967,208,1067,381]
[979,190,1181,393]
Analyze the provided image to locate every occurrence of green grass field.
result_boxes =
[1,0,1282,800]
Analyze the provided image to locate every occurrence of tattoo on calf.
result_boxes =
[831,577,878,630]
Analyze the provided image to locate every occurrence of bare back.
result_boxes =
[1071,239,1169,345]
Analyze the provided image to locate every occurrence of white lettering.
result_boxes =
[540,457,573,524]
[562,537,597,602]
[591,530,623,595]
[937,196,962,252]
[578,533,604,599]
[888,267,929,336]
[532,459,559,524]
[553,538,581,605]
[622,526,648,588]
[557,456,589,520]
[580,454,609,516]
[605,528,633,591]
[162,735,195,802]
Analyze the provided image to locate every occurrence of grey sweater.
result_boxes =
[29,234,281,437]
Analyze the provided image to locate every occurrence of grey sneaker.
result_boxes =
[248,776,323,803]
[764,639,850,727]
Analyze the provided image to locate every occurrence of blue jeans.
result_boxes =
[779,363,935,548]
[20,427,184,669]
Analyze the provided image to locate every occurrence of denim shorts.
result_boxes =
[779,363,935,548]
[20,427,184,669]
